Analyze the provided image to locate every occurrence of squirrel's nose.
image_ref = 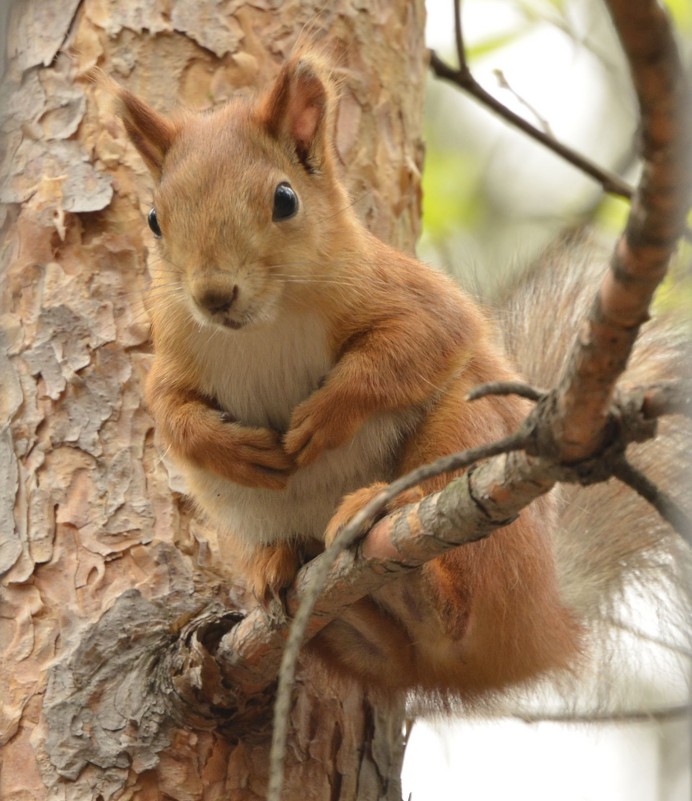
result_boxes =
[196,285,239,314]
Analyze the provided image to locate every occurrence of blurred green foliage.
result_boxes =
[420,148,484,238]
[667,0,692,32]
[422,0,692,312]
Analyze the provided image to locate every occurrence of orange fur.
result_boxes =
[115,53,581,698]
[145,367,295,490]
[247,541,305,606]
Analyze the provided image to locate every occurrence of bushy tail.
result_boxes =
[495,235,692,710]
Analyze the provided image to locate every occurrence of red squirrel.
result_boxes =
[111,52,684,699]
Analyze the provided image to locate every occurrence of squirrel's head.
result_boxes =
[113,54,352,331]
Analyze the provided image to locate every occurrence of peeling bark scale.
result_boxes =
[0,1,427,799]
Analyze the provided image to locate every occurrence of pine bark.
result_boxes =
[0,1,427,799]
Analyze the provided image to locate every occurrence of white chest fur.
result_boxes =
[176,309,414,553]
[193,308,332,431]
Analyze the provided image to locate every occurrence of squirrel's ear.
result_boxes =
[114,87,176,179]
[259,57,333,173]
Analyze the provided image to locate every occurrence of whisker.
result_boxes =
[313,190,370,223]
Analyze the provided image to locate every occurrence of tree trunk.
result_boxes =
[0,1,426,799]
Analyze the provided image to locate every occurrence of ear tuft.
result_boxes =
[259,56,334,173]
[94,73,177,179]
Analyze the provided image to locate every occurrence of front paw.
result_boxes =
[284,392,360,466]
[209,421,296,490]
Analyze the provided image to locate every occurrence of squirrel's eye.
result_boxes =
[272,182,299,222]
[148,208,162,238]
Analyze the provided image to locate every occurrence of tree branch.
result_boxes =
[427,52,635,200]
[552,0,692,461]
[514,704,691,725]
[637,381,692,420]
[430,0,692,247]
[466,381,546,403]
[613,458,692,544]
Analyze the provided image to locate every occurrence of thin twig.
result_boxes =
[453,0,466,74]
[603,614,692,660]
[493,68,556,137]
[467,381,546,402]
[514,704,691,725]
[434,3,692,244]
[613,459,692,543]
[428,50,635,200]
[637,380,692,420]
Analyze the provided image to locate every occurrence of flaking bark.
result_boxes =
[0,1,426,799]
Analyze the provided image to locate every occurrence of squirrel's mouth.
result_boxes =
[187,289,280,332]
[221,317,246,330]
[187,295,251,331]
